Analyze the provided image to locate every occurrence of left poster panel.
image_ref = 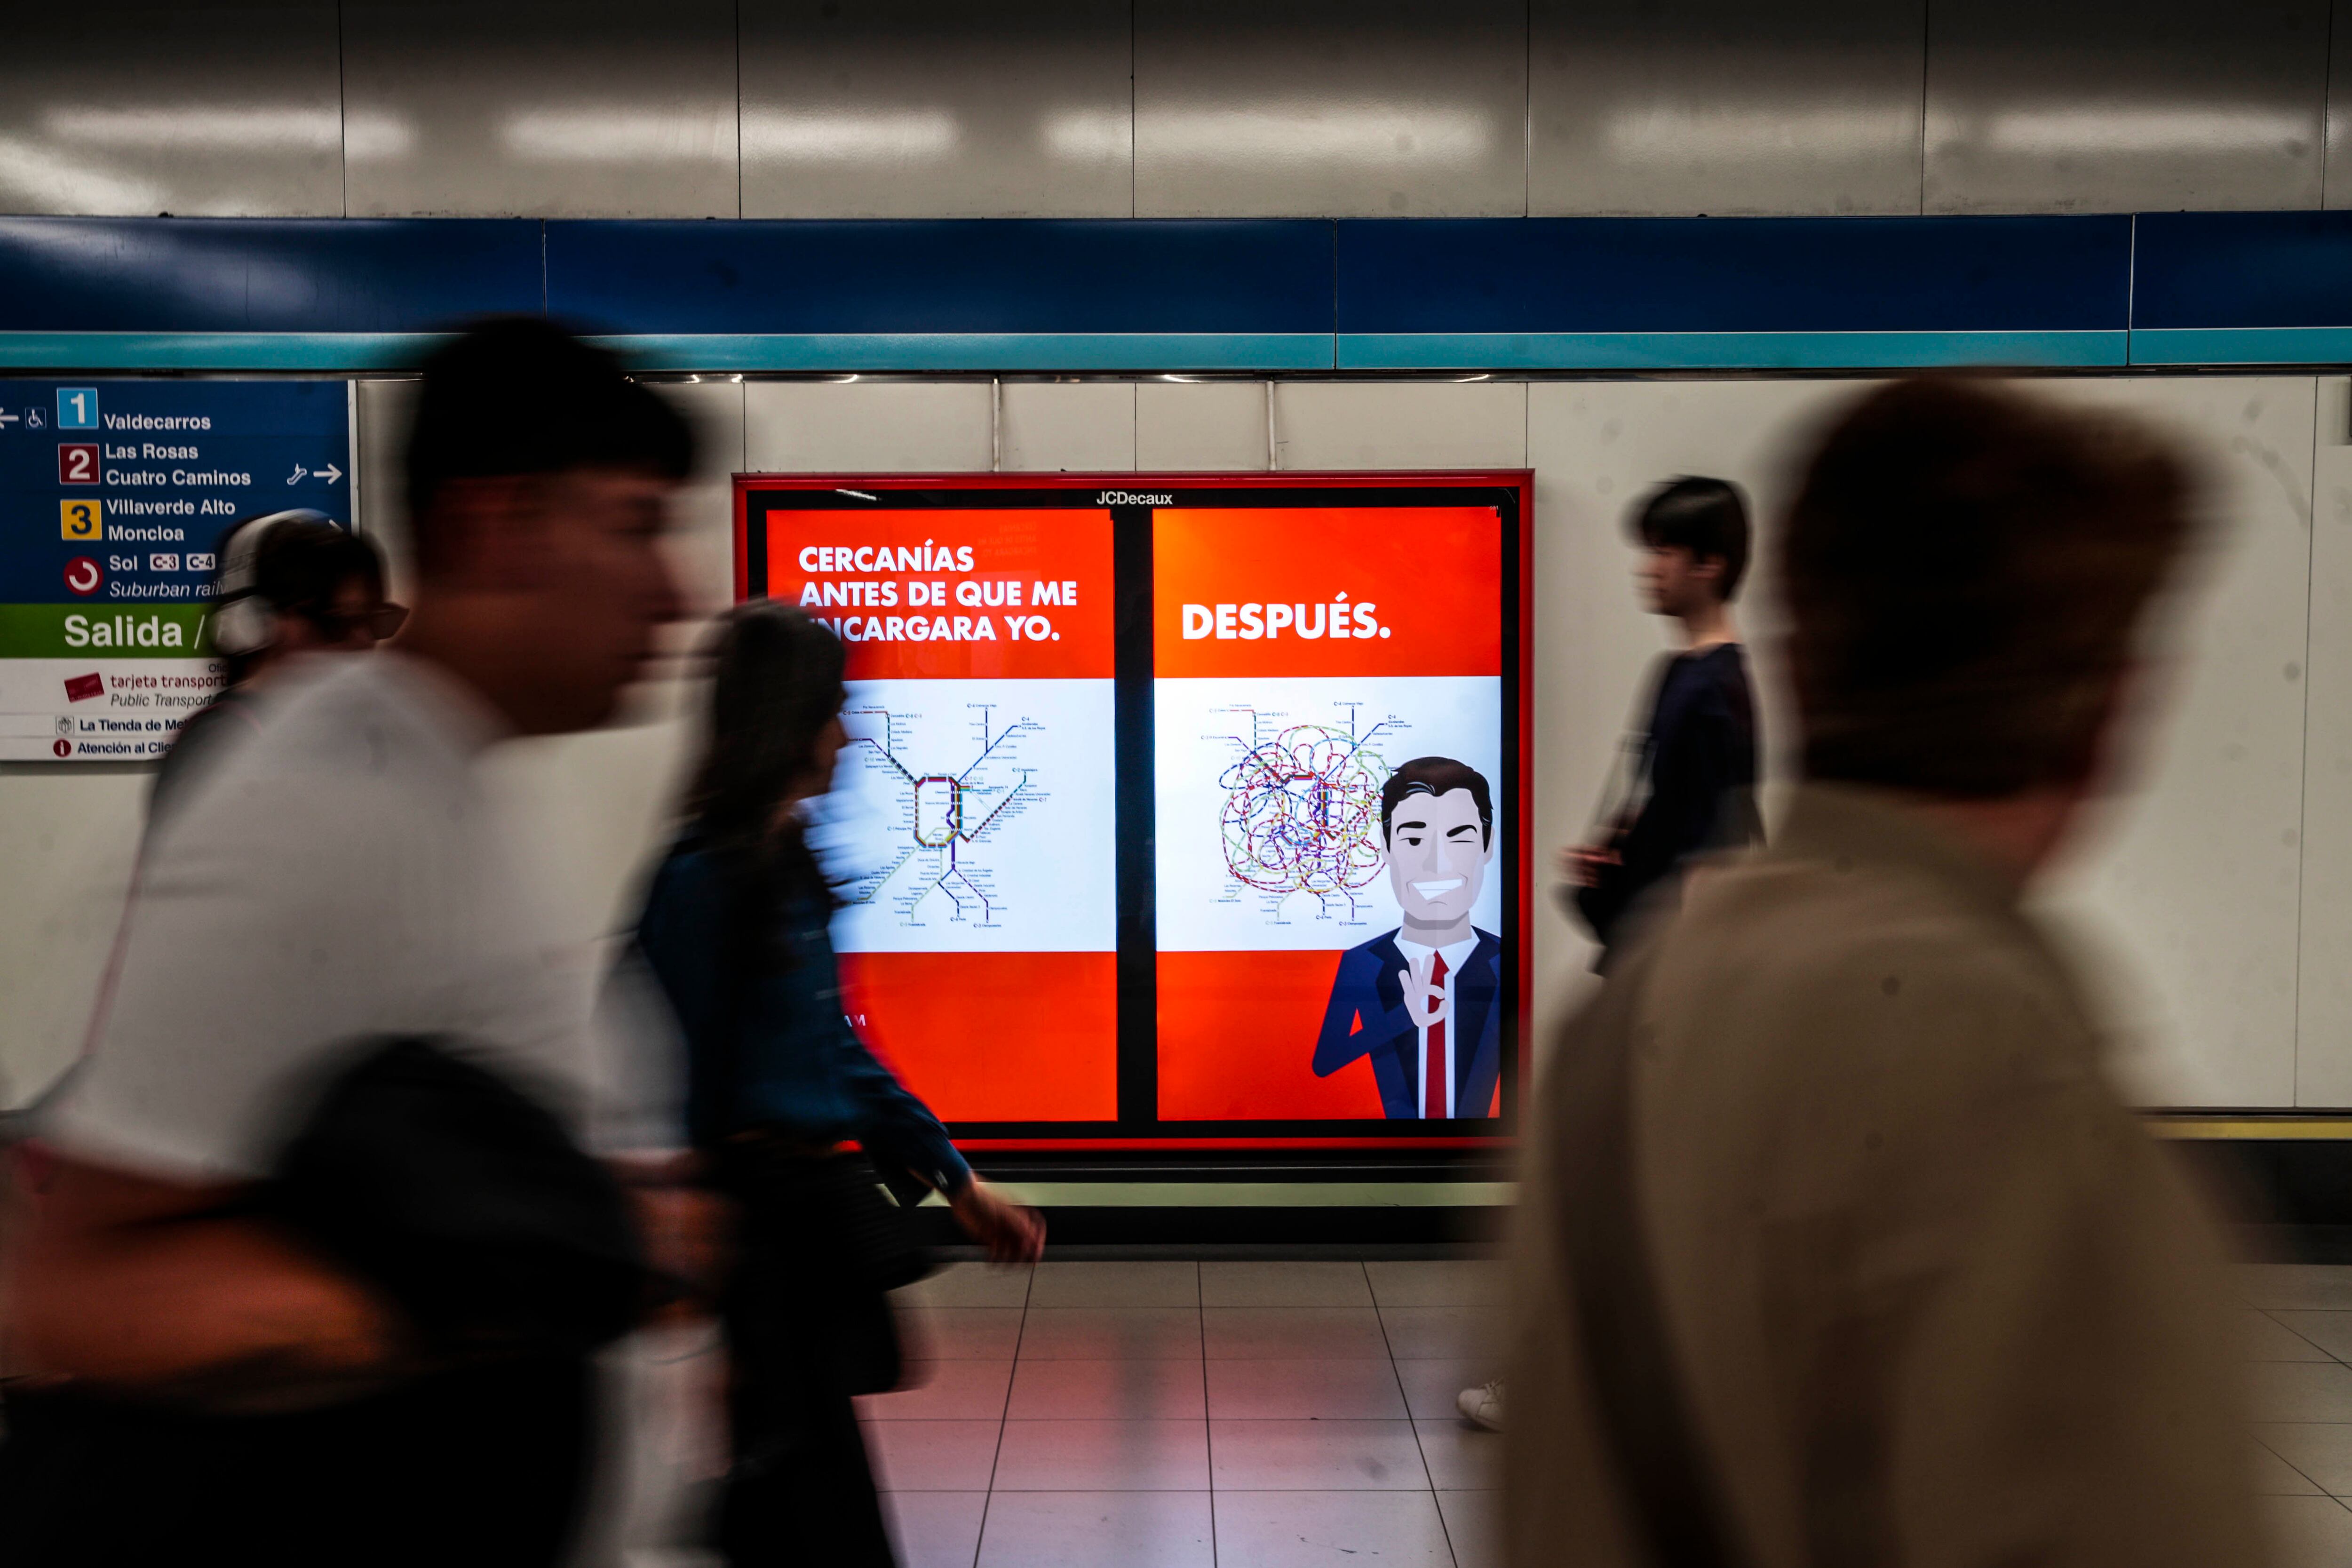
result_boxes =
[0,380,354,760]
[756,508,1120,1124]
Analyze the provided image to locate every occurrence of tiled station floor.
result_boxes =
[848,1259,2352,1568]
[2242,1265,2352,1564]
[860,1258,1504,1568]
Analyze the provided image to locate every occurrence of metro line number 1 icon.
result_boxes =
[56,388,98,430]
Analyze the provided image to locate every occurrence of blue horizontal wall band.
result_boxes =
[2,212,2350,373]
[2132,212,2352,330]
[1338,215,2132,334]
[1341,330,2128,371]
[0,218,539,332]
[550,219,1334,335]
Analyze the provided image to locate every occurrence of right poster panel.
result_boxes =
[1154,505,1508,1124]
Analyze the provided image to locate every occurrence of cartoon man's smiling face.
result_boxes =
[1383,787,1492,926]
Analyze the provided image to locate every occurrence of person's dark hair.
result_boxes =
[686,601,850,900]
[1782,377,2198,798]
[211,517,387,685]
[1630,476,1751,602]
[405,318,694,577]
[1381,757,1494,848]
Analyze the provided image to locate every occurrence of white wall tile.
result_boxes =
[0,766,151,1104]
[1001,382,1136,471]
[1524,378,1860,1041]
[1272,382,1526,471]
[355,378,418,600]
[2299,379,2352,1102]
[1136,381,1272,471]
[743,381,993,472]
[656,380,751,619]
[1527,375,2319,1108]
[2028,378,2313,1109]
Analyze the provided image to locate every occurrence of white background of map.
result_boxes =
[815,677,1116,953]
[1154,675,1504,952]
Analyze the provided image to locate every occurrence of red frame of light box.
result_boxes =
[733,470,1535,1154]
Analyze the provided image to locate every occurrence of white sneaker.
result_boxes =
[1457,1379,1503,1432]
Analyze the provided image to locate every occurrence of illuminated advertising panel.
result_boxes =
[737,472,1528,1151]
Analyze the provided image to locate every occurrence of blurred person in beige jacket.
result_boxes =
[1508,378,2263,1568]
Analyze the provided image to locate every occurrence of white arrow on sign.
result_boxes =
[318,463,344,485]
[0,413,17,427]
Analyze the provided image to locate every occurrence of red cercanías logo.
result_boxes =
[63,556,102,596]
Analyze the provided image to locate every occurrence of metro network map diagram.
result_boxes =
[1209,701,1404,923]
[837,699,1048,929]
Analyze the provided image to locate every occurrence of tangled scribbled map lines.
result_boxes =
[1210,702,1406,922]
[840,702,1046,927]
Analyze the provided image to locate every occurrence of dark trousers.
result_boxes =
[0,1356,593,1568]
[718,1180,899,1568]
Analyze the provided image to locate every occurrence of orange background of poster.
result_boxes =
[1154,507,1502,678]
[765,509,1113,679]
[1157,950,1384,1121]
[840,951,1118,1122]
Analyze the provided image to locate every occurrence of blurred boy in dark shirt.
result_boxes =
[1568,477,1762,959]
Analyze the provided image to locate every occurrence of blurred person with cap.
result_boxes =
[1507,380,2263,1568]
[147,510,405,827]
[0,319,698,1567]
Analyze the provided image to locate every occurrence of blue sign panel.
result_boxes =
[0,379,353,761]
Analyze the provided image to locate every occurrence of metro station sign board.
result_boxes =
[0,380,354,761]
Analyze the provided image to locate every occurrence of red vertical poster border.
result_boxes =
[732,470,1535,1154]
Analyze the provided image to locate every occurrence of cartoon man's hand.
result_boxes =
[1399,952,1448,1030]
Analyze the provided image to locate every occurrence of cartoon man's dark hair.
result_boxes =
[1380,757,1493,847]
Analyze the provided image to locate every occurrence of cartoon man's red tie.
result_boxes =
[1423,954,1450,1119]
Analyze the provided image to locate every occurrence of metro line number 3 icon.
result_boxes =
[58,443,99,484]
[60,500,99,540]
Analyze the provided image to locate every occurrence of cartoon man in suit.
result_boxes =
[1312,757,1502,1120]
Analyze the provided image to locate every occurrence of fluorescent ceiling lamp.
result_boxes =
[503,109,733,162]
[1980,106,2311,155]
[1603,105,1915,160]
[46,106,340,153]
[343,111,418,161]
[0,135,164,213]
[741,109,959,162]
[1054,103,1492,165]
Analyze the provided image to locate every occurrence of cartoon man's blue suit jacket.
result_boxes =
[1311,928,1503,1120]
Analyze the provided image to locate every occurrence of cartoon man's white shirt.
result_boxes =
[1394,932,1479,1118]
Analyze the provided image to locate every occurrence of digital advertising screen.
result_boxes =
[737,471,1529,1152]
